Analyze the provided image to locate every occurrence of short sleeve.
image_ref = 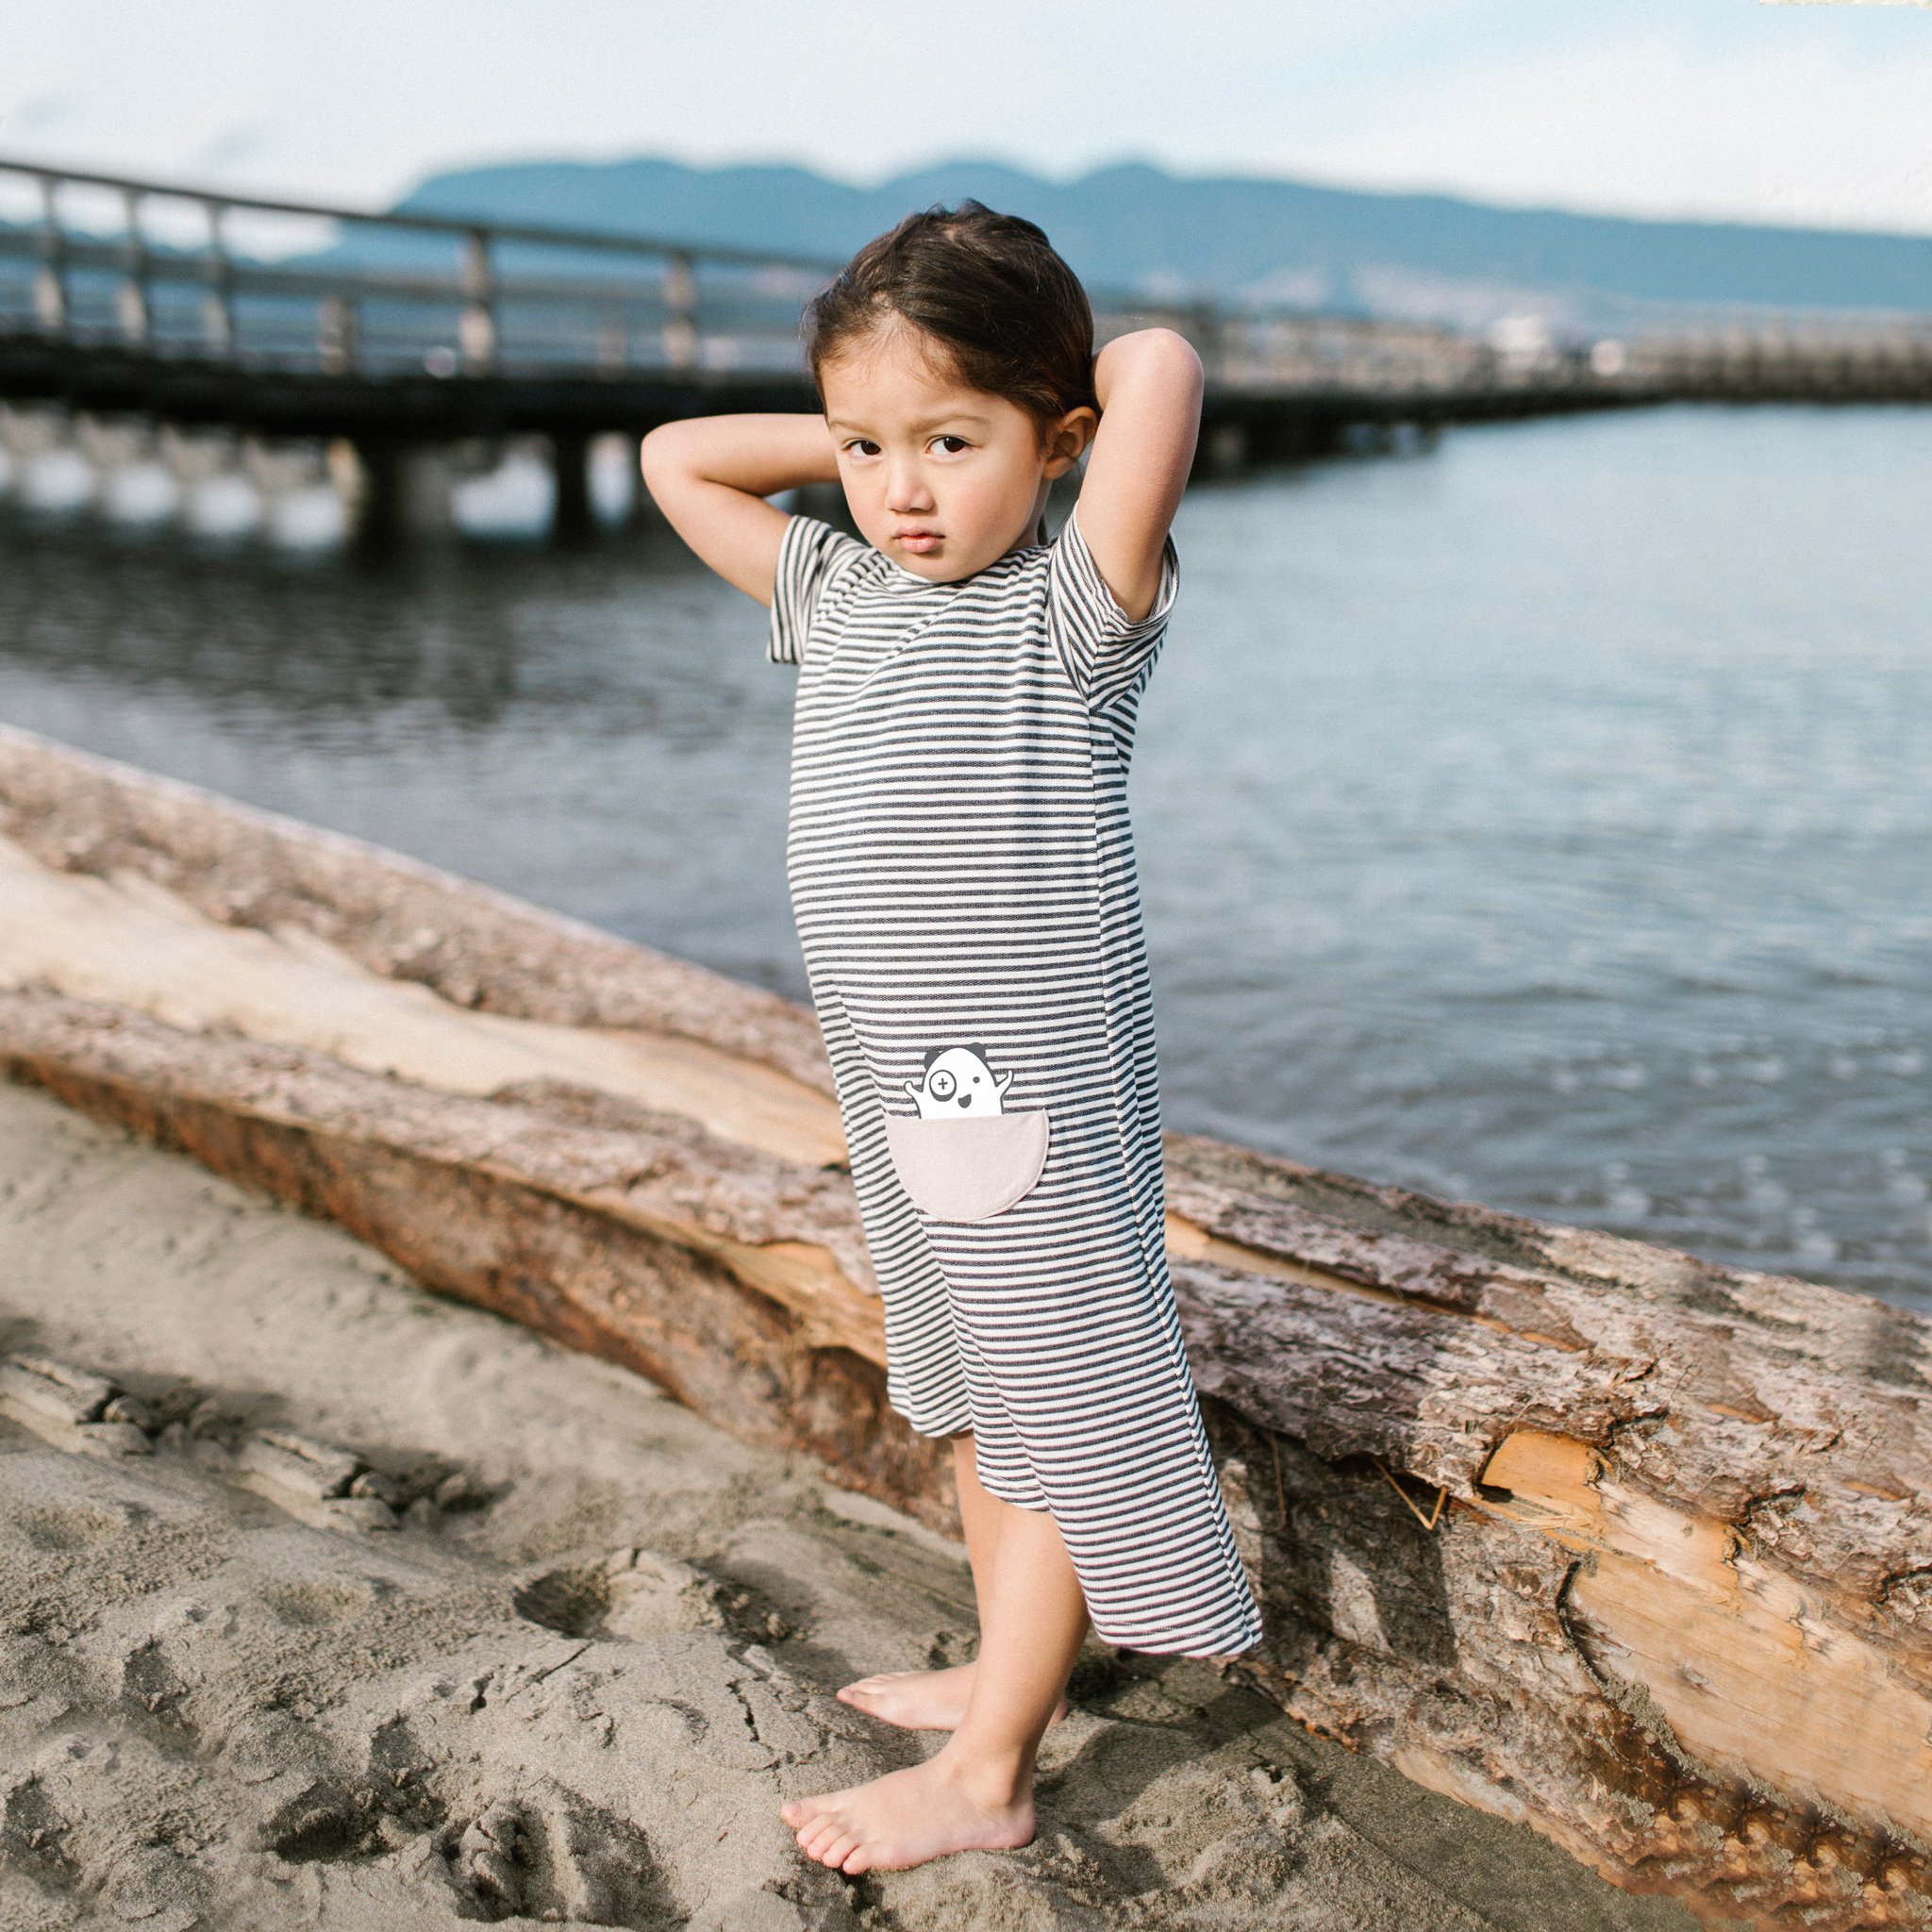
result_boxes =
[768,513,868,666]
[1045,506,1180,710]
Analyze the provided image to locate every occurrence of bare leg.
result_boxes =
[783,1484,1088,1873]
[838,1435,1069,1732]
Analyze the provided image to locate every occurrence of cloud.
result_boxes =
[4,0,1931,232]
[1276,21,1932,231]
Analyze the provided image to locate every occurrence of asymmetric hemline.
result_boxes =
[769,508,1261,1658]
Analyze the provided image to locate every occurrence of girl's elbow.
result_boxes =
[638,423,683,483]
[640,427,711,509]
[1125,327,1204,382]
[1101,329,1205,409]
[1163,333,1207,399]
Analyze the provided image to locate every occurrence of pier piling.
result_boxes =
[549,431,594,546]
[349,440,455,550]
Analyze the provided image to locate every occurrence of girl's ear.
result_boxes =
[1042,407,1097,479]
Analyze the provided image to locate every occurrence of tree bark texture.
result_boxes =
[3,724,1928,1928]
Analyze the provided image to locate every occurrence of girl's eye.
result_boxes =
[931,436,970,455]
[844,440,880,458]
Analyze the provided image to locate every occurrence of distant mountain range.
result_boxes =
[394,156,1932,335]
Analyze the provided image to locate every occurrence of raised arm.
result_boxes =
[639,413,841,606]
[1073,328,1204,622]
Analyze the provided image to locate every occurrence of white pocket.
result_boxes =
[883,1111,1051,1224]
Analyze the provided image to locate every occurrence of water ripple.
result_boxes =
[1,405,1927,1309]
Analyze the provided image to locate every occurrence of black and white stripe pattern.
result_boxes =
[771,508,1261,1658]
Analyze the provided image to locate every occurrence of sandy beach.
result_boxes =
[0,1077,1695,1930]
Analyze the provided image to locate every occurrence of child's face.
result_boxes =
[820,321,1091,582]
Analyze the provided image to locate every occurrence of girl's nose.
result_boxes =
[885,462,936,514]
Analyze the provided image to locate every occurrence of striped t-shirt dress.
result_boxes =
[770,506,1261,1659]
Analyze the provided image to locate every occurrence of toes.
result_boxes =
[811,1830,858,1870]
[785,1797,841,1847]
[823,1828,864,1871]
[797,1811,849,1863]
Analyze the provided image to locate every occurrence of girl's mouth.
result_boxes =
[895,530,941,554]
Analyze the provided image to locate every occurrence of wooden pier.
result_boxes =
[3,155,1930,545]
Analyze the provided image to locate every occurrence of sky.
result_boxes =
[4,0,1932,234]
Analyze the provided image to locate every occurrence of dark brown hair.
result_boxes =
[803,201,1096,439]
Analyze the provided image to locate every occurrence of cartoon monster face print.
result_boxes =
[905,1044,1014,1118]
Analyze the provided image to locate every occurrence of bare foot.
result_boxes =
[781,1751,1035,1874]
[836,1662,1069,1732]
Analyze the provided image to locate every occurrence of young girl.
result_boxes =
[641,202,1261,1875]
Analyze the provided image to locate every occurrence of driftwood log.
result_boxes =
[2,722,1928,1929]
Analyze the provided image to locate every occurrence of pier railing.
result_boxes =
[0,156,842,379]
[1,154,1562,399]
[3,152,1930,419]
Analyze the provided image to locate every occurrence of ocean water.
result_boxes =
[1,405,1927,1311]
